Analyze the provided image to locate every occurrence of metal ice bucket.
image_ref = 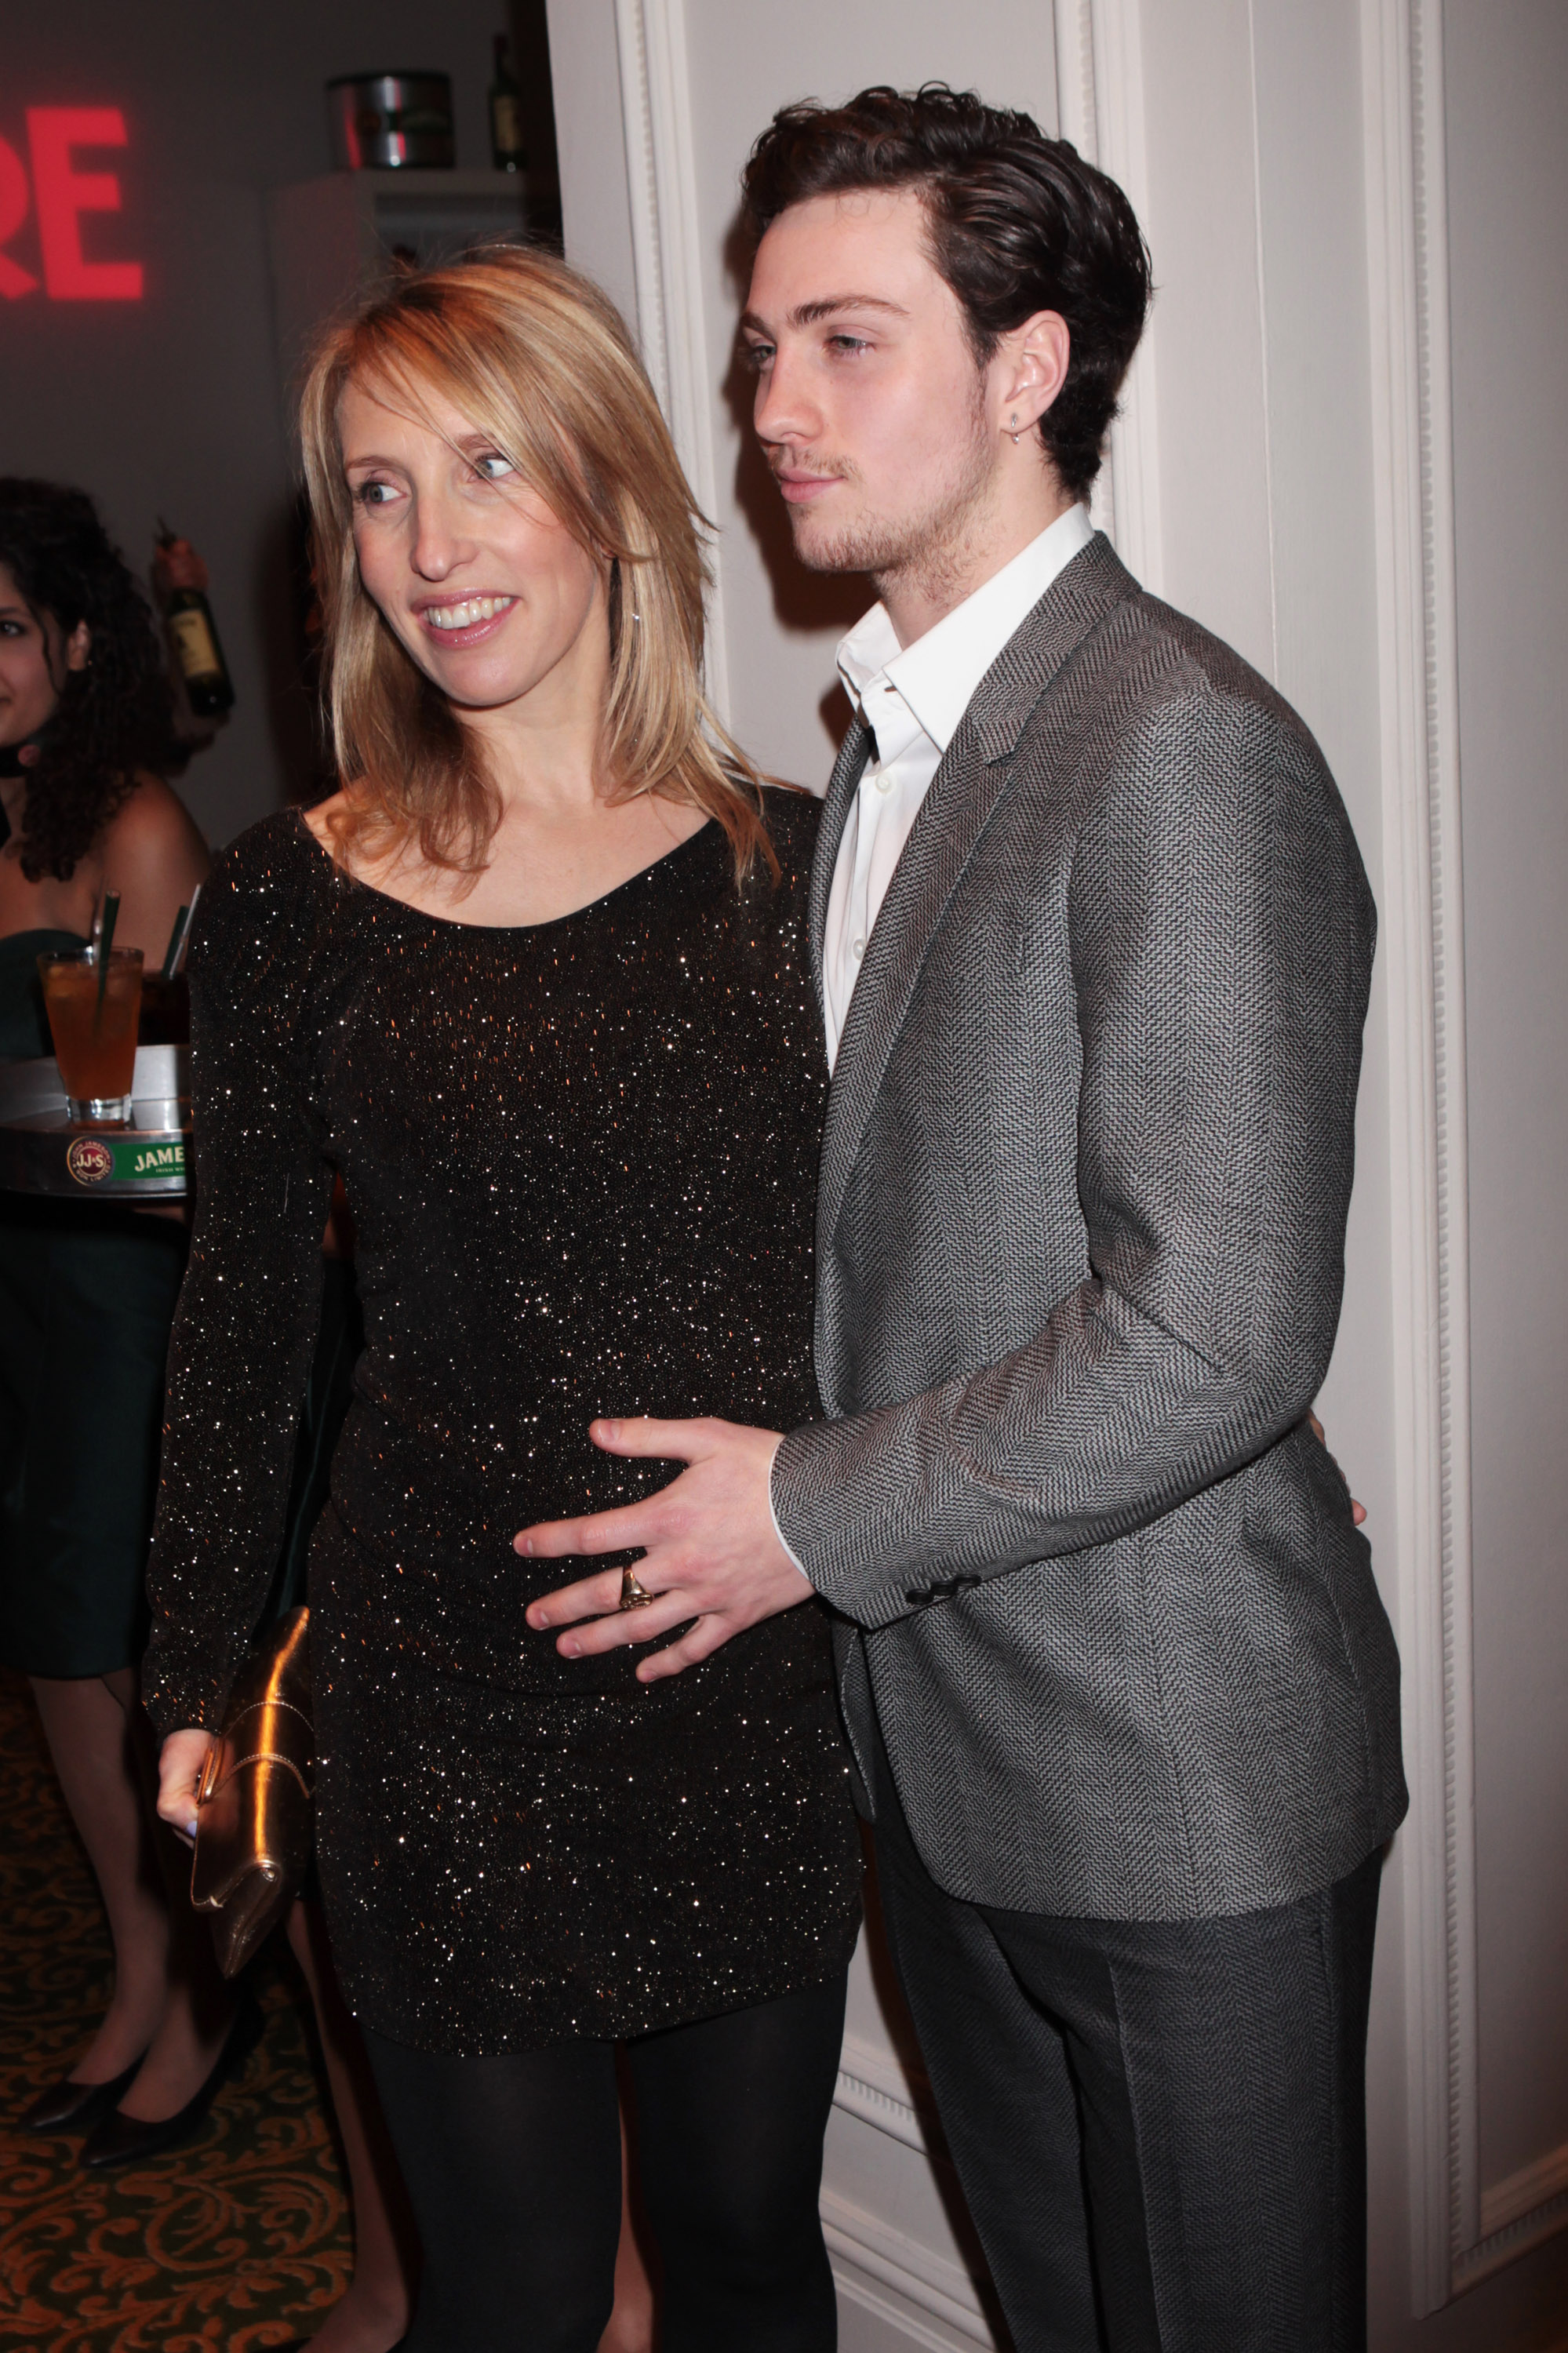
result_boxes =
[327,72,455,170]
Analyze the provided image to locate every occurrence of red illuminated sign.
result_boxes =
[0,108,143,300]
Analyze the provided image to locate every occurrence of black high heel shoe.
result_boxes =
[80,1993,264,2169]
[18,2053,147,2136]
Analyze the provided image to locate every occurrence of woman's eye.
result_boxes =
[826,336,871,357]
[473,453,515,482]
[741,342,774,373]
[355,480,398,508]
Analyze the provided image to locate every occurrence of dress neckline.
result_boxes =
[289,805,717,937]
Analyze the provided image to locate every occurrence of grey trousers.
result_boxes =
[868,1723,1381,2353]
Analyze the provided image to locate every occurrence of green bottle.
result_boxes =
[155,524,235,719]
[489,35,526,173]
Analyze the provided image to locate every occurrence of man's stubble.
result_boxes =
[784,377,999,617]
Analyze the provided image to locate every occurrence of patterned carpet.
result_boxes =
[0,1668,354,2351]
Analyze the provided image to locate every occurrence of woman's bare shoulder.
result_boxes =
[104,771,210,875]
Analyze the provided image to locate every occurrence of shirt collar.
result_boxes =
[836,503,1095,758]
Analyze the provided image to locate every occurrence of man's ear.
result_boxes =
[64,620,92,673]
[995,310,1071,433]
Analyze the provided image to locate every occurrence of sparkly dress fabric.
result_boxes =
[144,797,861,2055]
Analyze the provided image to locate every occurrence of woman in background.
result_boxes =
[0,479,234,2159]
[0,483,418,2353]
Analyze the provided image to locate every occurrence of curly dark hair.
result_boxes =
[740,85,1151,500]
[0,479,175,882]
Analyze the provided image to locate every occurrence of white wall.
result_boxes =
[1444,0,1568,2235]
[548,4,1568,2345]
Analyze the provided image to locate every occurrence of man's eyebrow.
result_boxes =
[740,294,911,336]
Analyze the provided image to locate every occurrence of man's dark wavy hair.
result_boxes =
[740,84,1151,501]
[0,478,175,881]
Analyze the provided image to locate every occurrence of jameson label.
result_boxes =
[66,1134,187,1186]
[121,1140,187,1181]
[169,606,223,682]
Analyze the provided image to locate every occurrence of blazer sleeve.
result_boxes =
[771,677,1377,1628]
[141,834,336,1732]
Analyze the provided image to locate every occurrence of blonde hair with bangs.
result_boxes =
[298,245,774,882]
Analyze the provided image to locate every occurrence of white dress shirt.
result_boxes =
[821,502,1095,1073]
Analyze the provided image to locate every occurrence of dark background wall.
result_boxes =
[2,2,558,849]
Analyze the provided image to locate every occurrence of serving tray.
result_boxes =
[0,1046,191,1200]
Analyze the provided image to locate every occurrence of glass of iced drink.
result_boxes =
[38,947,144,1123]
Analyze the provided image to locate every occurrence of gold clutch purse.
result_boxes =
[190,1605,315,1977]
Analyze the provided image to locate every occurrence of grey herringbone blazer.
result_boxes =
[773,534,1406,1922]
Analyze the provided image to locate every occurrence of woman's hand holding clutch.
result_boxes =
[158,1728,219,1844]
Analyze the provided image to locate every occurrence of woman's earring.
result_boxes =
[1010,413,1023,446]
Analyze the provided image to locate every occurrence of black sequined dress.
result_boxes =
[144,798,860,2055]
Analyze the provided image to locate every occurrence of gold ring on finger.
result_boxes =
[620,1567,654,1611]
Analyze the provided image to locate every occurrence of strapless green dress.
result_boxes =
[0,929,187,1677]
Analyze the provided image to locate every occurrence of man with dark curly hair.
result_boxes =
[525,85,1406,2351]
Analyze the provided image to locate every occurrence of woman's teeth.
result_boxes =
[425,596,515,631]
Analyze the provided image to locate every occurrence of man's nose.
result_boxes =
[753,343,820,453]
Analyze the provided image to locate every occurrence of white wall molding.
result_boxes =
[1468,2146,1563,2249]
[1051,0,1165,590]
[612,0,732,719]
[824,2188,995,2350]
[1359,0,1475,2310]
[835,2031,930,2155]
[1355,0,1568,2310]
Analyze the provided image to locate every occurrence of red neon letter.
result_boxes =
[0,136,37,299]
[27,107,144,300]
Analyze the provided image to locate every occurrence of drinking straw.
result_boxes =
[93,892,120,1031]
[162,882,202,978]
[160,903,190,979]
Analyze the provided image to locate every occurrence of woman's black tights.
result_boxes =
[365,1971,848,2353]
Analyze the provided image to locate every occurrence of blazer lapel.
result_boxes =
[815,535,1138,1259]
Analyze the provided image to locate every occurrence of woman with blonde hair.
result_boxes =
[143,247,861,2351]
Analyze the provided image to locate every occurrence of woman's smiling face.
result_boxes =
[338,373,606,718]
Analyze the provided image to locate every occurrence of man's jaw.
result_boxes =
[766,419,999,618]
[838,463,1005,635]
